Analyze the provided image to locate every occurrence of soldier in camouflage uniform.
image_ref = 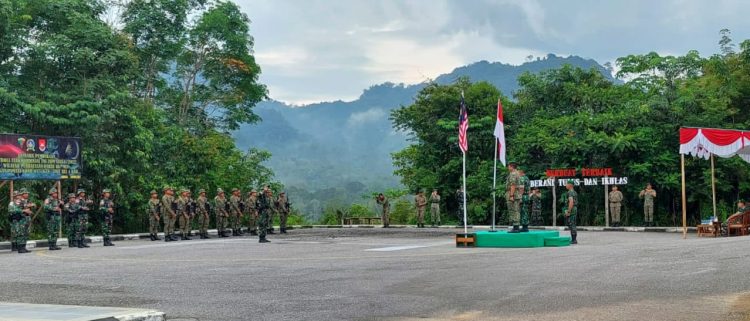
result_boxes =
[9,191,30,253]
[530,187,543,226]
[564,180,578,244]
[161,187,178,242]
[609,186,624,227]
[639,183,657,227]
[147,190,161,241]
[505,162,522,233]
[99,189,116,246]
[44,188,63,250]
[229,188,243,236]
[196,189,211,239]
[64,193,80,247]
[244,190,259,236]
[214,188,230,237]
[376,193,390,228]
[264,186,277,234]
[429,189,441,227]
[8,191,19,252]
[257,188,273,243]
[177,189,192,240]
[186,190,196,237]
[414,190,427,228]
[277,192,290,233]
[76,189,92,248]
[18,189,36,252]
[518,169,530,232]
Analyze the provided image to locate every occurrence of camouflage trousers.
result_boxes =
[67,218,79,245]
[506,199,521,225]
[567,211,577,235]
[416,207,425,224]
[381,208,390,226]
[267,210,276,231]
[101,214,113,238]
[229,211,241,231]
[246,210,257,233]
[520,198,530,226]
[279,211,289,230]
[163,215,176,235]
[530,209,543,226]
[47,214,61,245]
[430,204,441,225]
[12,218,29,246]
[179,214,190,235]
[77,214,88,241]
[644,203,654,222]
[216,214,228,233]
[257,210,269,239]
[610,203,621,223]
[197,214,210,234]
[149,215,160,235]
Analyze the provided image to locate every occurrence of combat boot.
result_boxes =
[81,239,90,248]
[18,245,30,254]
[520,225,529,232]
[165,234,172,242]
[238,229,245,235]
[154,234,162,241]
[108,238,115,246]
[571,232,578,245]
[182,234,191,240]
[11,242,17,251]
[77,240,84,248]
[149,234,155,241]
[508,225,521,233]
[232,229,238,236]
[259,238,270,243]
[280,228,287,234]
[219,231,228,238]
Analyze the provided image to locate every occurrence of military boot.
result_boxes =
[571,232,578,245]
[154,234,162,241]
[508,225,521,233]
[280,228,287,234]
[81,239,90,248]
[77,240,84,248]
[108,238,115,246]
[520,225,529,232]
[18,245,30,254]
[238,229,245,235]
[259,237,270,243]
[11,242,17,251]
[165,234,172,242]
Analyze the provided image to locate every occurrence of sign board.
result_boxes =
[0,134,82,180]
[534,167,628,187]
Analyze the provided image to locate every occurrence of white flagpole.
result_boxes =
[492,139,497,231]
[463,152,468,234]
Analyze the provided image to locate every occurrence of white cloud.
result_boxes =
[347,108,387,127]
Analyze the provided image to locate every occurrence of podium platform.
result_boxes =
[474,230,570,248]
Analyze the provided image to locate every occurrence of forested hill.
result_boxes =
[234,54,614,215]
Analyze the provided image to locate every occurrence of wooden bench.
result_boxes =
[697,222,719,237]
[727,211,750,236]
[343,217,382,225]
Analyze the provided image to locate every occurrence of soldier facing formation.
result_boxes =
[639,183,657,227]
[429,189,441,227]
[609,186,624,227]
[414,190,427,228]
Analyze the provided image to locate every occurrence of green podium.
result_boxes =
[474,230,570,248]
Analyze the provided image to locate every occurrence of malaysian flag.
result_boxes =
[458,92,469,153]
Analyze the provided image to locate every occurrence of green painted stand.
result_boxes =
[474,230,570,248]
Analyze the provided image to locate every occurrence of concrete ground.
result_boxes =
[1,228,749,321]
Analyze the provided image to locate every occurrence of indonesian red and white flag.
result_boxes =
[493,99,506,166]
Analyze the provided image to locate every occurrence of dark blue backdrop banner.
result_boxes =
[0,134,82,180]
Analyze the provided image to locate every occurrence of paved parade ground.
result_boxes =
[1,228,750,321]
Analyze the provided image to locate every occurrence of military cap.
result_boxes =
[76,188,86,194]
[13,191,21,197]
[231,188,239,192]
[566,179,575,185]
[67,193,76,198]
[531,186,540,190]
[49,187,57,194]
[198,189,206,194]
[150,190,158,195]
[216,188,224,193]
[280,191,286,195]
[163,186,173,191]
[508,160,518,166]
[102,189,111,194]
[250,189,258,193]
[19,188,29,194]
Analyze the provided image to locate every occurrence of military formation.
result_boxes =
[6,185,292,254]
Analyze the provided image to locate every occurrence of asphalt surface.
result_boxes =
[1,228,749,321]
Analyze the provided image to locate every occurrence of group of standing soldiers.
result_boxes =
[147,186,290,243]
[7,187,116,254]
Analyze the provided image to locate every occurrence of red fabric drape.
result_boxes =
[679,128,699,144]
[701,128,743,146]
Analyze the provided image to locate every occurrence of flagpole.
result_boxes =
[463,152,468,234]
[491,139,497,231]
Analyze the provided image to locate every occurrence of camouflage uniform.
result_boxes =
[640,188,656,226]
[229,190,242,235]
[564,183,578,244]
[277,193,290,233]
[147,192,161,240]
[257,191,273,242]
[196,191,210,238]
[214,190,229,237]
[505,169,522,229]
[414,193,427,228]
[9,194,29,253]
[64,194,80,247]
[376,196,390,227]
[161,188,177,241]
[44,189,63,250]
[99,190,115,246]
[609,189,624,226]
[530,191,543,226]
[244,191,258,235]
[76,190,93,248]
[17,190,35,252]
[429,192,441,226]
[519,174,530,229]
[176,192,191,240]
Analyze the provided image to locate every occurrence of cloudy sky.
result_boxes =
[237,0,750,104]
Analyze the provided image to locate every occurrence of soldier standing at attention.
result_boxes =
[414,190,427,228]
[264,186,277,234]
[196,189,210,239]
[609,186,624,227]
[186,190,196,237]
[506,162,522,233]
[64,193,80,247]
[176,189,191,240]
[214,188,230,238]
[429,189,441,227]
[564,180,578,244]
[518,169,530,232]
[229,188,242,236]
[99,189,115,246]
[161,187,178,242]
[376,193,390,228]
[10,191,30,253]
[147,190,161,241]
[530,187,543,226]
[245,190,259,236]
[277,192,290,234]
[639,183,656,226]
[44,188,63,251]
[256,188,273,243]
[75,189,92,248]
